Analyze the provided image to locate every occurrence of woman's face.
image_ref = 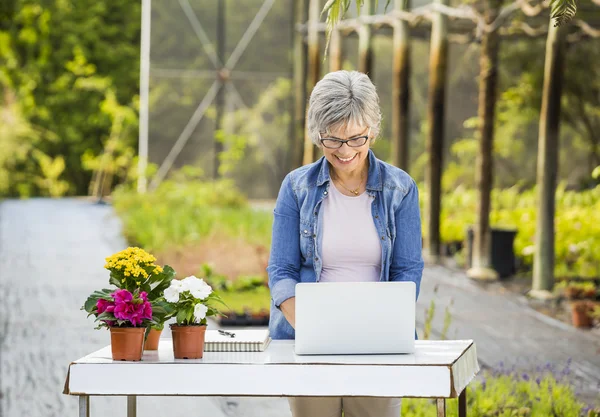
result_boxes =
[320,122,371,175]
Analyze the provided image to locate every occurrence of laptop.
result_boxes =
[294,281,416,355]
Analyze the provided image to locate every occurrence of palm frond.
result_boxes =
[322,0,356,60]
[550,0,577,27]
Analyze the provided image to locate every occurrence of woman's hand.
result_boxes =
[280,297,296,329]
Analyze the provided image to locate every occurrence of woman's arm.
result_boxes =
[267,174,301,328]
[389,179,425,299]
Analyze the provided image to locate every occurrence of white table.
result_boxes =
[64,339,479,417]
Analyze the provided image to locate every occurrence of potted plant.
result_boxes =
[562,281,597,300]
[164,275,225,359]
[83,288,157,360]
[571,300,595,329]
[103,247,176,349]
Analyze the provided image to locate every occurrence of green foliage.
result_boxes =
[111,174,273,252]
[426,185,600,279]
[402,371,590,417]
[0,0,141,196]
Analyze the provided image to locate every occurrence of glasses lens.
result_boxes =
[347,136,368,147]
[321,139,342,149]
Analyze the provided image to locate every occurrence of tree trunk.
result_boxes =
[304,0,321,165]
[329,27,343,72]
[292,0,308,169]
[467,0,501,281]
[425,0,448,262]
[358,0,374,77]
[531,20,567,296]
[391,0,411,170]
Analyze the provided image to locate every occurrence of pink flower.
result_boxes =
[112,289,133,304]
[110,290,152,327]
[97,298,115,314]
[139,291,148,302]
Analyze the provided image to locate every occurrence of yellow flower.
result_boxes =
[121,278,125,283]
[136,281,140,286]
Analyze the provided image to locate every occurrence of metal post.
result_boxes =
[458,388,467,417]
[79,396,90,417]
[127,395,137,417]
[425,0,449,262]
[391,0,411,170]
[214,0,226,179]
[436,398,446,416]
[137,0,151,193]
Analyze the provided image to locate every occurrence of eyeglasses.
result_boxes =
[319,128,371,149]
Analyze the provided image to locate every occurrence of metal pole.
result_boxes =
[127,395,137,417]
[137,0,151,193]
[214,0,226,179]
[79,396,90,417]
[436,398,446,416]
[458,388,467,417]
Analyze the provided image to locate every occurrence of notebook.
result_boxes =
[204,329,271,352]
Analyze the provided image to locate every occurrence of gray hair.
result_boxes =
[307,70,382,147]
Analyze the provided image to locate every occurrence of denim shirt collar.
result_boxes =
[316,149,383,191]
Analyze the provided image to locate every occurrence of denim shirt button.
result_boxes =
[324,191,328,195]
[304,230,308,234]
[381,236,385,241]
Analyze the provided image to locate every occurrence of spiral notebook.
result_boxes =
[204,329,271,352]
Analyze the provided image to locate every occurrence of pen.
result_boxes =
[218,329,236,338]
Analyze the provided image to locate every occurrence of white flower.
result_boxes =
[170,279,185,291]
[193,303,208,322]
[182,276,213,300]
[164,286,180,303]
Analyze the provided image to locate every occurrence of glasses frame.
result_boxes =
[318,127,371,149]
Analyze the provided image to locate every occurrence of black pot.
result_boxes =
[466,227,517,279]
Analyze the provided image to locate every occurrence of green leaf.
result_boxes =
[550,0,577,26]
[176,309,187,325]
[82,288,114,313]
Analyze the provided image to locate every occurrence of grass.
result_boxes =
[217,287,271,314]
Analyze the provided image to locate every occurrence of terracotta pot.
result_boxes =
[144,328,162,350]
[110,327,145,361]
[170,324,207,359]
[571,302,593,328]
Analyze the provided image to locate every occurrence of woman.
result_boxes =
[267,70,424,417]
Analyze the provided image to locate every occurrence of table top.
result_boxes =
[64,340,479,398]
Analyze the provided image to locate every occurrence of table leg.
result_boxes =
[458,388,467,417]
[127,395,137,417]
[436,398,446,417]
[79,395,90,417]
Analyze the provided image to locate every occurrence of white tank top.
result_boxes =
[319,182,382,283]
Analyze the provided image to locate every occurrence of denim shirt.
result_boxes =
[267,150,424,340]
